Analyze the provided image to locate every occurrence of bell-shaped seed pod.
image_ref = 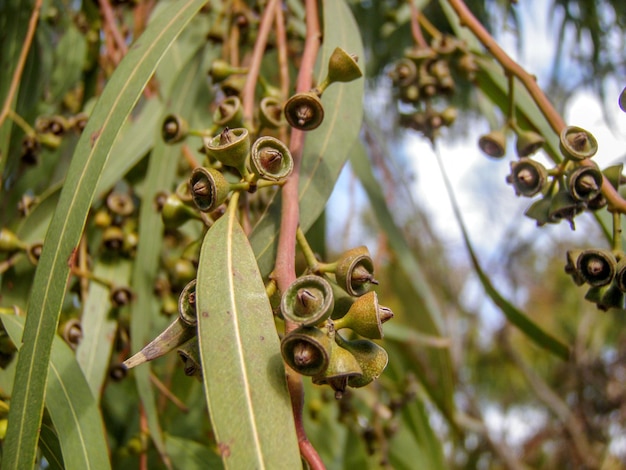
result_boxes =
[35,115,70,136]
[169,258,196,289]
[335,246,378,297]
[203,127,250,175]
[506,158,548,197]
[326,47,362,84]
[281,326,332,376]
[403,45,437,64]
[312,338,363,400]
[178,337,202,379]
[524,195,553,226]
[564,250,586,286]
[333,334,388,389]
[110,286,133,308]
[389,58,417,87]
[106,190,135,217]
[161,114,188,144]
[567,164,603,202]
[259,96,284,129]
[333,291,393,340]
[0,228,27,252]
[26,242,43,265]
[281,274,334,326]
[615,257,626,293]
[220,74,247,97]
[284,91,325,131]
[619,87,626,113]
[398,84,420,104]
[21,134,41,165]
[59,319,83,350]
[440,107,458,127]
[432,34,458,55]
[585,281,625,311]
[250,136,294,182]
[102,225,125,252]
[548,189,584,229]
[189,166,230,213]
[178,279,198,327]
[514,128,545,157]
[208,59,248,84]
[576,249,617,287]
[160,192,202,229]
[123,317,196,370]
[417,66,438,97]
[458,53,479,80]
[478,129,507,158]
[175,180,194,204]
[71,113,89,133]
[586,192,607,211]
[213,96,243,128]
[559,126,598,161]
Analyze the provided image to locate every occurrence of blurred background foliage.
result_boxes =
[0,0,625,468]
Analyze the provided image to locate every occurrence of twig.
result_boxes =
[100,0,128,60]
[0,0,42,131]
[274,0,324,468]
[242,0,280,127]
[149,372,190,413]
[408,0,428,48]
[445,0,626,214]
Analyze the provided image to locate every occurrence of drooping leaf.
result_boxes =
[1,314,110,470]
[165,434,224,470]
[250,0,365,276]
[196,200,301,469]
[2,2,208,468]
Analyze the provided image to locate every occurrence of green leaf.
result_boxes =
[165,434,224,470]
[128,45,214,466]
[1,314,110,470]
[76,260,130,399]
[40,418,65,470]
[250,0,365,276]
[2,2,208,468]
[196,201,301,469]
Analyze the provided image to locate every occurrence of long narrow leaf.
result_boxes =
[433,148,571,360]
[196,201,301,469]
[2,2,207,468]
[1,314,110,470]
[129,46,213,466]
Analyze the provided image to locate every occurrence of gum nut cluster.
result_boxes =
[280,246,393,399]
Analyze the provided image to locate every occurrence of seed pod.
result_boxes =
[326,47,362,84]
[161,114,188,144]
[576,249,617,287]
[333,291,393,340]
[524,195,552,226]
[284,91,325,131]
[106,190,135,217]
[213,96,243,128]
[478,129,507,158]
[178,337,202,379]
[111,286,133,308]
[26,242,43,265]
[585,281,625,311]
[59,318,82,350]
[615,257,626,293]
[403,46,437,64]
[619,87,626,113]
[123,317,196,370]
[208,59,247,84]
[334,334,388,388]
[389,58,417,87]
[250,136,293,182]
[559,126,598,161]
[0,228,27,252]
[281,275,334,326]
[178,279,198,327]
[567,164,603,202]
[203,127,250,175]
[548,189,584,229]
[564,250,585,286]
[335,246,377,297]
[312,338,363,400]
[102,226,125,252]
[160,192,202,229]
[514,128,545,157]
[189,166,230,213]
[281,326,331,376]
[506,158,547,197]
[259,96,284,129]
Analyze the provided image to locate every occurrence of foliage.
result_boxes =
[0,0,625,469]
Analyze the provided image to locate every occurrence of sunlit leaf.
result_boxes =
[196,200,301,469]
